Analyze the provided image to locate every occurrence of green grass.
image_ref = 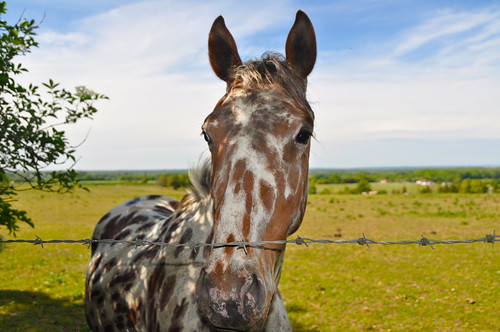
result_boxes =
[283,193,499,331]
[0,186,499,331]
[0,185,184,331]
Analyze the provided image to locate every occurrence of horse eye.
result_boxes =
[296,129,312,145]
[202,131,211,144]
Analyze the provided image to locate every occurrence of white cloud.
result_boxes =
[391,9,498,57]
[311,77,500,140]
[37,31,90,47]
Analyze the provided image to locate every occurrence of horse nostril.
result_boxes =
[244,273,265,307]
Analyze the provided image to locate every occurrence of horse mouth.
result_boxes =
[199,302,270,332]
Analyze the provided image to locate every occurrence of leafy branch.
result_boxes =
[0,1,108,235]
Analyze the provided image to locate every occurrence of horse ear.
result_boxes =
[285,10,317,78]
[208,16,242,82]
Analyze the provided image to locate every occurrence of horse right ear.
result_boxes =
[208,16,242,83]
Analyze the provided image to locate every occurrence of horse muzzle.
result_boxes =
[195,264,271,331]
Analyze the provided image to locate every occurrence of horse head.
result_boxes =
[195,10,316,331]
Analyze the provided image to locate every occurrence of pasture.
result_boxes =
[0,184,498,331]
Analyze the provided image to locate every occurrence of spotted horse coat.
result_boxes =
[85,10,317,332]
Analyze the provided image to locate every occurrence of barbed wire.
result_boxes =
[0,230,497,251]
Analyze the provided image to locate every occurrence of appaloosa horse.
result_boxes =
[85,10,316,331]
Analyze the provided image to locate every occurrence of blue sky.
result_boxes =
[3,1,500,169]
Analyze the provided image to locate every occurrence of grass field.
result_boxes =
[0,185,498,331]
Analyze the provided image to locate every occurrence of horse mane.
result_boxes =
[181,158,212,207]
[231,52,315,121]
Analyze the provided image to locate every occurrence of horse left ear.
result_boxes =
[285,10,317,78]
[209,16,242,83]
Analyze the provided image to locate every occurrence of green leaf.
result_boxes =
[0,72,8,85]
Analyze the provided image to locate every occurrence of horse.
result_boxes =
[85,10,316,331]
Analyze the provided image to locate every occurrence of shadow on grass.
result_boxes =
[1,290,322,331]
[288,303,322,332]
[0,290,90,331]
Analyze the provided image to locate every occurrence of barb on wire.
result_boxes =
[188,240,199,253]
[485,230,496,247]
[0,231,497,251]
[295,236,308,247]
[237,240,248,255]
[83,238,93,249]
[419,235,434,250]
[357,233,370,248]
[34,235,44,249]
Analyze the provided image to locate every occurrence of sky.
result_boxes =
[3,0,500,170]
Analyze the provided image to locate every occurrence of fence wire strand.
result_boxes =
[0,230,497,251]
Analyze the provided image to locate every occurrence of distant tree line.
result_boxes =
[309,174,373,195]
[9,170,192,189]
[309,167,500,195]
[309,167,500,184]
[155,173,190,189]
[426,178,498,194]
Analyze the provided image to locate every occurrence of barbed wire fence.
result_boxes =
[0,230,497,252]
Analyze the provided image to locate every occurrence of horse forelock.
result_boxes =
[229,52,314,122]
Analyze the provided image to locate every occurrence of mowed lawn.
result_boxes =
[0,185,498,331]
